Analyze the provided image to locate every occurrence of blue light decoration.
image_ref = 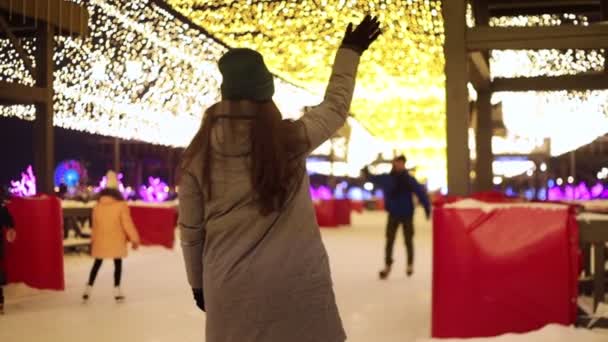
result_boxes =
[347,187,374,201]
[505,187,516,197]
[523,188,536,200]
[334,181,348,199]
[537,188,547,201]
[54,160,87,188]
[374,189,385,199]
[347,187,364,201]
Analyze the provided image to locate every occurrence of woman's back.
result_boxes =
[179,38,377,341]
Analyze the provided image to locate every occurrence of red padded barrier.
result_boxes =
[129,205,177,249]
[351,200,364,213]
[3,195,64,290]
[432,200,579,338]
[334,199,351,226]
[315,199,338,228]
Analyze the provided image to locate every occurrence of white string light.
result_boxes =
[491,14,608,157]
[0,0,320,147]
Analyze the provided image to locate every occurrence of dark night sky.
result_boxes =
[0,117,179,189]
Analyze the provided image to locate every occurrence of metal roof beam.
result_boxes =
[467,24,608,50]
[0,0,89,37]
[492,73,608,92]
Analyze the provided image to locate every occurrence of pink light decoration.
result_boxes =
[95,173,132,198]
[139,177,169,202]
[547,187,564,201]
[591,183,604,198]
[547,182,608,201]
[575,183,591,201]
[9,165,37,197]
[310,186,333,201]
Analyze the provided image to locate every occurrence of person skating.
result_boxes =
[0,188,16,315]
[83,171,140,302]
[365,155,431,279]
[179,15,381,342]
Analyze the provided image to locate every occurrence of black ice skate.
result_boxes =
[379,265,392,280]
[406,264,414,277]
[114,287,125,302]
[82,285,92,302]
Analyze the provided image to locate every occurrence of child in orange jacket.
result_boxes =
[83,171,140,302]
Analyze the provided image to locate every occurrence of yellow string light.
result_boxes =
[167,0,448,181]
[0,0,320,147]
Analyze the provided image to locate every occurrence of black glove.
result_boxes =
[192,288,205,312]
[425,207,432,220]
[341,15,382,54]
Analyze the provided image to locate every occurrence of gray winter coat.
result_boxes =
[178,48,360,342]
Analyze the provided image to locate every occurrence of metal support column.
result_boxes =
[33,24,55,194]
[602,0,608,71]
[473,0,493,192]
[475,90,493,191]
[443,0,470,195]
[113,138,121,172]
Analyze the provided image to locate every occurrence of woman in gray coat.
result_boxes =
[179,16,381,342]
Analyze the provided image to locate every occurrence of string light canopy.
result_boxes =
[490,13,608,157]
[0,0,320,147]
[166,0,448,181]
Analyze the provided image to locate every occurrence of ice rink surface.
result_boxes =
[0,211,605,341]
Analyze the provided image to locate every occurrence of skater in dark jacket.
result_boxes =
[365,155,430,279]
[0,188,16,314]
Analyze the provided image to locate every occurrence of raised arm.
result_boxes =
[296,15,382,153]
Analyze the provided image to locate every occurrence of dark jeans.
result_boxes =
[88,258,122,287]
[384,215,414,267]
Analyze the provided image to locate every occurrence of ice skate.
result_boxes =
[82,285,92,302]
[114,287,125,302]
[379,265,392,280]
[406,264,414,277]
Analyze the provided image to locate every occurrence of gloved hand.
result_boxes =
[192,288,205,312]
[425,208,432,221]
[341,15,382,54]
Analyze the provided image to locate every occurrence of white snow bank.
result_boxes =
[416,324,606,342]
[444,199,567,212]
[61,200,95,208]
[61,199,178,208]
[578,212,608,222]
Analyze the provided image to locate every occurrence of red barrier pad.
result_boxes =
[334,199,351,226]
[129,205,177,249]
[351,201,364,213]
[375,198,384,210]
[432,201,579,338]
[3,196,64,290]
[315,200,337,227]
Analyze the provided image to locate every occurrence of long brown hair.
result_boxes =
[182,100,306,216]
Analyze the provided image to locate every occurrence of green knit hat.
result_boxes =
[218,48,275,101]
